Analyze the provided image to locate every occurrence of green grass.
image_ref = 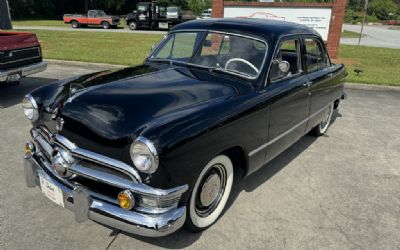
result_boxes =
[18,29,400,86]
[13,20,66,27]
[337,45,400,86]
[22,29,163,65]
[341,30,362,38]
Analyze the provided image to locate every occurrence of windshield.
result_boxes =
[97,10,106,16]
[167,7,178,12]
[150,31,268,79]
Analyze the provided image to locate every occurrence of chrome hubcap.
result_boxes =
[320,105,332,131]
[195,164,227,217]
[200,173,221,207]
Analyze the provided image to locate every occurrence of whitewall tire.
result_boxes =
[187,155,234,230]
[312,103,334,136]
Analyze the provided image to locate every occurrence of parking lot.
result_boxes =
[1,62,399,250]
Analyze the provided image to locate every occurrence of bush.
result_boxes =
[367,0,398,20]
[345,9,380,24]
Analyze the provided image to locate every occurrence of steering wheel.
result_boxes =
[225,58,259,75]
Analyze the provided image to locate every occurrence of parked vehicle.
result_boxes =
[200,8,212,19]
[166,6,180,19]
[125,1,191,30]
[0,31,46,83]
[63,10,120,29]
[22,18,346,237]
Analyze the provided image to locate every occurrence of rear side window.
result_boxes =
[305,38,329,72]
[269,39,301,82]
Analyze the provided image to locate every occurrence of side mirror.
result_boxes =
[278,60,290,74]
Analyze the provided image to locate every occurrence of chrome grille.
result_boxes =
[31,127,140,184]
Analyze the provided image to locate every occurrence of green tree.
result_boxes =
[188,0,206,15]
[368,0,398,20]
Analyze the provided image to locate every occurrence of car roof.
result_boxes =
[172,18,320,40]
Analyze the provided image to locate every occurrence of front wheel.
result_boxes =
[311,103,334,136]
[101,21,110,29]
[71,21,79,29]
[186,155,234,231]
[128,21,137,30]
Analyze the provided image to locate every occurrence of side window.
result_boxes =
[269,39,301,82]
[305,38,329,72]
[88,11,95,18]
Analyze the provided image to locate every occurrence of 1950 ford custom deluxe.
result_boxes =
[22,18,346,236]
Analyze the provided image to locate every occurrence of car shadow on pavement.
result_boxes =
[227,110,342,204]
[116,110,342,249]
[0,77,56,109]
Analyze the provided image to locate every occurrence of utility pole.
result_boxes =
[358,0,368,46]
[0,0,13,30]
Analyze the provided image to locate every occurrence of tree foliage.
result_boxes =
[367,0,398,20]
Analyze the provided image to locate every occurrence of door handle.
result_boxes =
[303,81,312,87]
[327,73,333,78]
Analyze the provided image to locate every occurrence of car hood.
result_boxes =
[53,64,240,143]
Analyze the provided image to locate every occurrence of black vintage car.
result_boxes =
[22,18,346,236]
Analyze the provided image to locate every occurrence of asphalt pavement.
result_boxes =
[1,62,400,250]
[341,24,400,49]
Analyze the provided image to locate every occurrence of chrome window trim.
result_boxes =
[264,33,319,88]
[303,36,330,73]
[148,29,269,81]
[249,103,331,157]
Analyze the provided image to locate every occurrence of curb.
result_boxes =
[345,83,400,91]
[46,59,125,69]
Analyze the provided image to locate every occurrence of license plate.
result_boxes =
[6,72,21,82]
[39,175,65,207]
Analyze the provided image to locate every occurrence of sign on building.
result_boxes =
[224,7,332,41]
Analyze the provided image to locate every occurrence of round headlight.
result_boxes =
[130,136,159,174]
[21,95,39,121]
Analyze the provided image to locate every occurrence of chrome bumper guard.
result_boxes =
[0,61,47,82]
[23,139,188,237]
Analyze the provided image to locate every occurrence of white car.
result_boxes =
[167,6,179,19]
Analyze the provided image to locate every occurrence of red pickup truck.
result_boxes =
[63,10,120,29]
[0,31,47,83]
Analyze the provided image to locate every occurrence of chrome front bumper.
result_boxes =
[0,61,47,82]
[23,147,188,237]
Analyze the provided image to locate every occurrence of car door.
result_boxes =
[87,10,98,25]
[264,36,311,163]
[302,36,337,130]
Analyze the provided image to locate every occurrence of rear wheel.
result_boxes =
[311,103,334,136]
[102,21,110,29]
[128,21,137,30]
[186,155,234,231]
[71,21,79,29]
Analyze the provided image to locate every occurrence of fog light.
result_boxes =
[24,142,35,158]
[118,190,134,210]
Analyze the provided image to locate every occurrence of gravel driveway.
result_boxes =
[1,62,399,250]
